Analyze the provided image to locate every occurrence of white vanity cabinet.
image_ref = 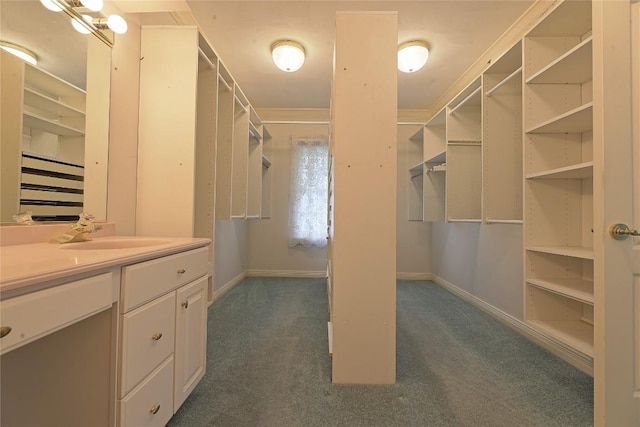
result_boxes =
[118,247,208,427]
[0,272,117,427]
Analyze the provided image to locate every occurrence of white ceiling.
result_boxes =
[1,1,535,111]
[186,1,534,110]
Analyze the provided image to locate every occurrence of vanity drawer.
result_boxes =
[119,355,174,427]
[120,291,176,397]
[121,247,208,312]
[0,273,113,355]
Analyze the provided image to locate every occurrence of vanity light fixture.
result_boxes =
[40,0,64,12]
[77,0,103,12]
[397,40,430,73]
[271,40,305,72]
[71,14,94,35]
[40,0,128,44]
[0,41,38,66]
[95,14,128,34]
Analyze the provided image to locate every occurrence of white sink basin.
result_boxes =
[59,239,170,250]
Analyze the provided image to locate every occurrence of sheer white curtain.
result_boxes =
[288,137,328,247]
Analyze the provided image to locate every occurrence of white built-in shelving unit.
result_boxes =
[138,27,271,305]
[260,127,272,219]
[482,41,523,224]
[523,0,594,359]
[422,109,447,222]
[407,127,425,221]
[214,62,235,221]
[247,107,263,219]
[328,11,397,384]
[446,77,482,222]
[407,0,600,373]
[231,85,249,218]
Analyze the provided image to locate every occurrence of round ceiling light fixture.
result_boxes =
[397,40,430,73]
[271,40,305,72]
[0,41,38,66]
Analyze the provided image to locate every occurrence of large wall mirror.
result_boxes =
[0,0,111,224]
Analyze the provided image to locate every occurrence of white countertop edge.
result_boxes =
[1,237,211,299]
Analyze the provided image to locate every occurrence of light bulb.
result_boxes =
[80,0,103,12]
[71,14,93,35]
[397,41,430,73]
[40,0,64,12]
[106,14,128,34]
[0,42,38,66]
[271,40,305,72]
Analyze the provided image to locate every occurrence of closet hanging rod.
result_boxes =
[448,218,482,223]
[448,86,481,114]
[447,141,481,146]
[485,67,523,96]
[234,94,248,112]
[218,75,232,92]
[486,219,524,224]
[249,127,261,140]
[197,47,216,70]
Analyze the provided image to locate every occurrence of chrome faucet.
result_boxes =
[50,212,104,244]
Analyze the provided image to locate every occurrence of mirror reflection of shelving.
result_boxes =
[523,0,594,361]
[1,51,87,222]
[446,77,482,223]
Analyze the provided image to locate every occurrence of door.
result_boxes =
[594,1,640,425]
[174,276,207,411]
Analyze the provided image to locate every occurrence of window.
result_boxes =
[288,137,328,247]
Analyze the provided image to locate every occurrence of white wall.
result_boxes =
[431,222,523,320]
[214,219,248,290]
[247,122,432,277]
[248,123,329,275]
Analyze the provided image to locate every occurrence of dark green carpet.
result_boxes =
[167,278,593,426]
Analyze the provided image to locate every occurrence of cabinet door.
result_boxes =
[174,276,207,410]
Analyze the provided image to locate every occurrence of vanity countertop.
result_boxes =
[0,236,211,299]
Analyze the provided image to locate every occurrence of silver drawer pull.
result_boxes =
[181,301,189,309]
[149,405,160,415]
[0,326,12,338]
[151,333,163,341]
[177,269,186,274]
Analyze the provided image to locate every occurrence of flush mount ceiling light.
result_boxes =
[0,41,38,66]
[271,40,305,72]
[397,40,430,73]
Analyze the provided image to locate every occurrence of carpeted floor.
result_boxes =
[167,277,593,427]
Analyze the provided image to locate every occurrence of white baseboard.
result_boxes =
[431,275,594,376]
[246,269,326,278]
[396,272,433,280]
[246,270,433,280]
[208,270,247,306]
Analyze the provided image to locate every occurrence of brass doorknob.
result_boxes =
[0,326,12,338]
[610,223,640,241]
